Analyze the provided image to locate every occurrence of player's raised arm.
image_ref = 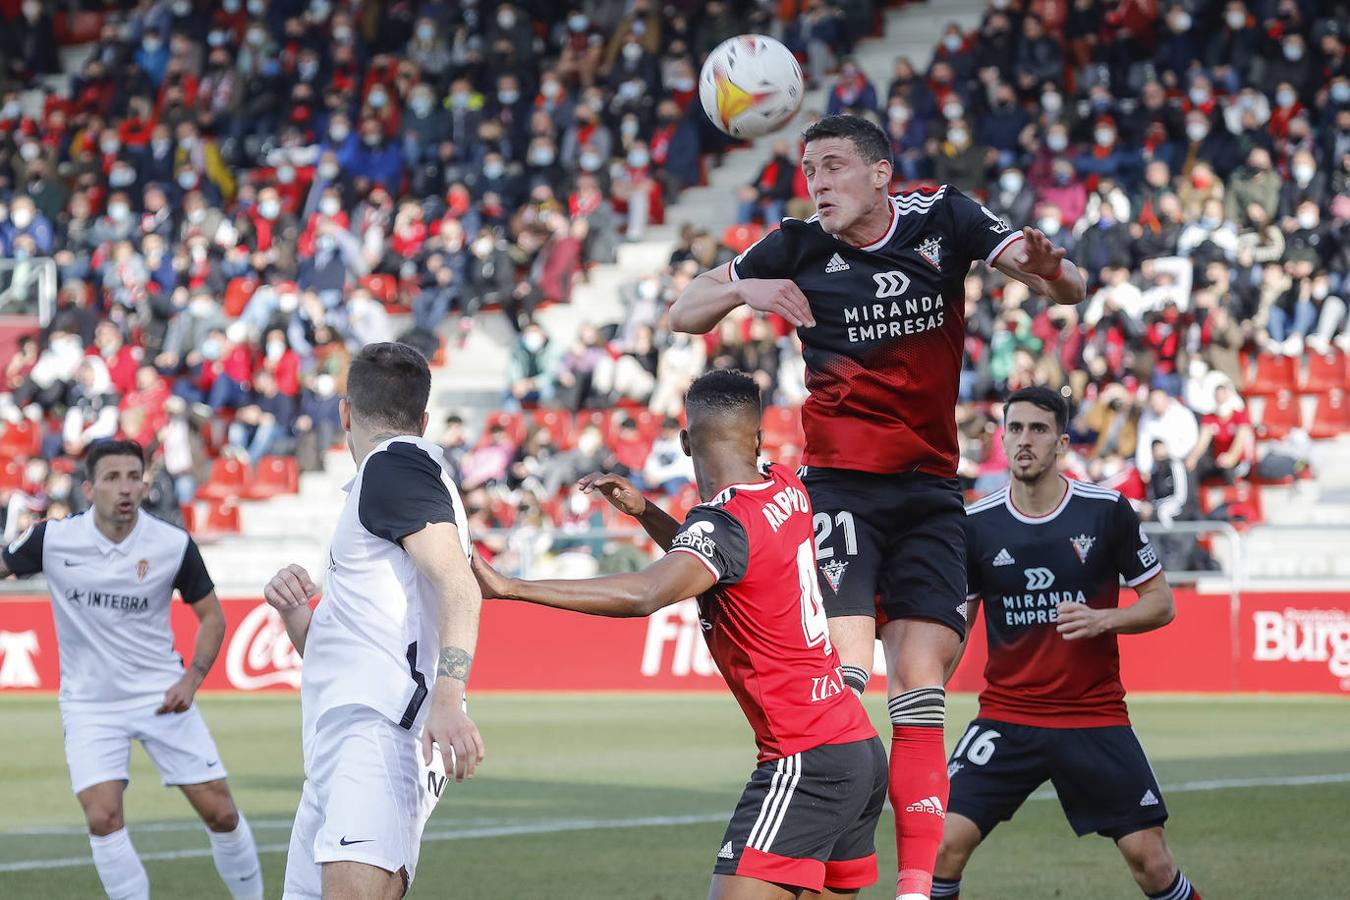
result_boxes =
[473,550,715,619]
[992,225,1087,307]
[263,563,319,655]
[670,264,816,333]
[403,521,485,781]
[578,471,682,550]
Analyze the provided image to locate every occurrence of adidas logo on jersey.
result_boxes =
[906,796,946,818]
[992,548,1015,567]
[718,841,735,860]
[1139,790,1160,807]
[825,253,850,273]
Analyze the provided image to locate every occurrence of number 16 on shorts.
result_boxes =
[949,724,1001,778]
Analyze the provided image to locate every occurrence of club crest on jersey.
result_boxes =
[916,236,942,270]
[821,558,849,593]
[1069,534,1095,564]
[136,558,150,582]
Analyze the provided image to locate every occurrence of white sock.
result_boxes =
[88,828,149,900]
[207,814,264,899]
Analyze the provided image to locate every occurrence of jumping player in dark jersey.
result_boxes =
[471,369,887,900]
[670,114,1087,900]
[934,387,1199,900]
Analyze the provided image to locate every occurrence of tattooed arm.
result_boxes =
[404,522,485,782]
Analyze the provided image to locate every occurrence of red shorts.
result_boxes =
[713,738,887,892]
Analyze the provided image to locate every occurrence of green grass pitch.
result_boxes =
[2,693,1347,898]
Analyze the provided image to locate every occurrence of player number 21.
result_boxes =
[796,538,832,654]
[813,511,857,560]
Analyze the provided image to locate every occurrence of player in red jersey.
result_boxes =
[472,370,887,900]
[934,387,1199,900]
[670,114,1087,900]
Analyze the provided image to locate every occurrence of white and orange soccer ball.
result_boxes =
[699,35,804,139]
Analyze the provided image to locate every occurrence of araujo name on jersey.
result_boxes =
[998,590,1088,626]
[843,285,946,343]
[65,588,150,612]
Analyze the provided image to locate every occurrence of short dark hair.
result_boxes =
[1003,386,1069,434]
[84,439,145,481]
[345,341,432,431]
[801,114,892,166]
[686,368,761,418]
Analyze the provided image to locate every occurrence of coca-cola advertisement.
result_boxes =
[0,591,1347,694]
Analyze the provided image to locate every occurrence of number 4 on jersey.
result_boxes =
[796,538,832,655]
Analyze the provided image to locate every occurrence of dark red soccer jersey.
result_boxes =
[963,479,1164,728]
[670,463,876,761]
[730,186,1025,477]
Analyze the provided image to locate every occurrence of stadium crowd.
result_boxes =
[0,0,1347,572]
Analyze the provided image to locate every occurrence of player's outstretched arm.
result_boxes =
[473,551,715,619]
[159,591,226,714]
[670,264,815,334]
[263,563,319,655]
[993,226,1087,307]
[1056,572,1175,641]
[404,522,485,782]
[578,471,682,550]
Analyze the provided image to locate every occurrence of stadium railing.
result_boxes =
[0,257,56,322]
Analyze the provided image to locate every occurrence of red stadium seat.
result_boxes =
[1308,389,1349,440]
[0,459,21,492]
[245,455,300,498]
[1254,390,1302,440]
[223,276,258,318]
[197,457,250,501]
[0,421,41,458]
[1246,354,1297,396]
[721,223,764,255]
[201,496,242,535]
[761,405,805,451]
[529,409,574,449]
[1302,351,1346,393]
[361,274,399,308]
[626,408,663,443]
[483,411,526,445]
[667,483,702,522]
[573,410,611,441]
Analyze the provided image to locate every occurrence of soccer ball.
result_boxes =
[699,35,804,140]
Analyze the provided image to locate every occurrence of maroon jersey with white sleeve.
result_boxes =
[963,479,1164,728]
[729,186,1024,477]
[669,464,876,761]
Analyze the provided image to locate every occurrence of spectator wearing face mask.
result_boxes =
[932,118,991,188]
[0,196,53,257]
[1042,160,1090,227]
[345,119,403,191]
[981,84,1030,169]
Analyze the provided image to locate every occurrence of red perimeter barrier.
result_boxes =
[0,590,1346,694]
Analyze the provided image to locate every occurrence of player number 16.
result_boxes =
[952,725,1002,766]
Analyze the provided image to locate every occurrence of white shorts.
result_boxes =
[282,705,447,899]
[60,698,227,795]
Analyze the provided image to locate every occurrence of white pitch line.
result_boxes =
[0,813,727,873]
[3,773,1348,874]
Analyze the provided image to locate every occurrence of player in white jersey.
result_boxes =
[0,439,263,900]
[263,342,484,900]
